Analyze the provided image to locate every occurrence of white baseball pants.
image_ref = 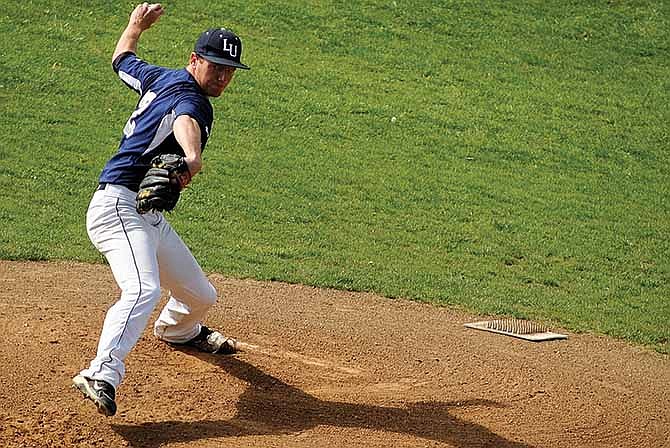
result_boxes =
[80,184,217,389]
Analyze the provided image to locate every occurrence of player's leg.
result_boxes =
[78,187,163,389]
[152,220,218,343]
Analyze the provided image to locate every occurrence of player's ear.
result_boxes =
[189,52,198,67]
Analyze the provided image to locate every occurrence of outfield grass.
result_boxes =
[1,1,668,352]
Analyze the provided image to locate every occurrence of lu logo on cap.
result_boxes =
[221,38,237,58]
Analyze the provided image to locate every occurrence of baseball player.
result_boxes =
[72,3,250,417]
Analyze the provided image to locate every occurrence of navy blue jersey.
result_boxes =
[99,52,213,191]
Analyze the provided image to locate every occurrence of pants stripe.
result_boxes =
[92,197,143,380]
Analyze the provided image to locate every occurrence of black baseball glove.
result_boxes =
[136,154,192,214]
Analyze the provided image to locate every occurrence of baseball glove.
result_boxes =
[136,154,192,214]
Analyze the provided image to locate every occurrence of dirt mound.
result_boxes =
[0,260,668,447]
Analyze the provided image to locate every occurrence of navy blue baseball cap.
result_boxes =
[195,28,250,70]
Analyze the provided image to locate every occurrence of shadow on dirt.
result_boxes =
[112,353,535,447]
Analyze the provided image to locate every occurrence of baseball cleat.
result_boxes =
[72,375,117,417]
[184,325,239,354]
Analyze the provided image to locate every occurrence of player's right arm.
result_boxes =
[112,3,164,64]
[112,4,165,94]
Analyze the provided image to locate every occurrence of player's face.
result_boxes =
[190,55,236,97]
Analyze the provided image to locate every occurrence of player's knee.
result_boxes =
[141,284,163,306]
[120,281,161,306]
[146,284,163,300]
[201,282,218,306]
[169,281,217,307]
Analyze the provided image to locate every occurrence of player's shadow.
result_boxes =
[112,353,535,448]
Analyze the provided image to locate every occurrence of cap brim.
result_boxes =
[199,53,250,70]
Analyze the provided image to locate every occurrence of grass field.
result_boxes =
[0,1,668,352]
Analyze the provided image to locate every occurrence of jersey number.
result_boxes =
[123,90,157,138]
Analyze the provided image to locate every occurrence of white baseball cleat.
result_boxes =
[183,325,239,354]
[72,374,117,417]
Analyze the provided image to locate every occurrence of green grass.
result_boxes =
[1,1,668,353]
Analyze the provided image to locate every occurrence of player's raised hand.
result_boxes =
[129,3,164,31]
[113,3,164,62]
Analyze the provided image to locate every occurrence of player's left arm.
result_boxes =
[173,115,204,183]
